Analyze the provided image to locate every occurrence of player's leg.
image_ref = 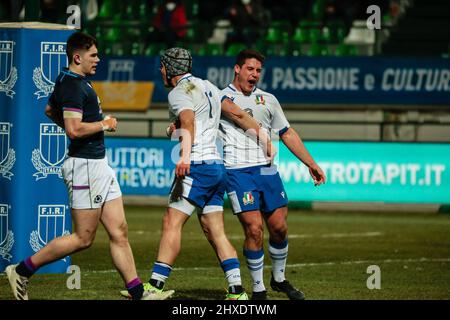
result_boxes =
[6,208,101,300]
[145,194,193,299]
[237,210,267,299]
[100,196,146,300]
[264,206,304,300]
[197,209,247,300]
[226,166,267,299]
[264,205,289,282]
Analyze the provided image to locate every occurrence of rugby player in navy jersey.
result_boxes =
[5,32,156,300]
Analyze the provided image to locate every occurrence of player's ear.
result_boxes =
[73,53,81,65]
[234,64,240,74]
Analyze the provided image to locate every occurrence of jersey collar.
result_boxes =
[62,67,85,79]
[228,83,257,94]
[176,73,193,86]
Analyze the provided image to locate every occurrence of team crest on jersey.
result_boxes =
[30,205,70,261]
[255,95,265,105]
[0,204,14,261]
[242,192,254,205]
[0,41,18,98]
[0,122,16,180]
[31,124,67,180]
[33,42,68,99]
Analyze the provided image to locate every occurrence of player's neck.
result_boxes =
[232,80,251,96]
[69,64,86,77]
[171,74,188,86]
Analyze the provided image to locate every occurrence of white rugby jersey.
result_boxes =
[168,74,222,162]
[220,84,290,169]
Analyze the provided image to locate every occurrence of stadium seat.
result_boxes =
[97,0,116,19]
[144,43,166,57]
[306,43,330,56]
[309,28,321,43]
[265,27,282,43]
[334,43,349,56]
[225,43,247,56]
[265,44,288,57]
[291,27,309,44]
[310,0,325,21]
[290,43,303,56]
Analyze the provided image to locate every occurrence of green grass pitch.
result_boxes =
[1,206,449,300]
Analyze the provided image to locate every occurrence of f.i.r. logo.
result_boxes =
[31,123,67,180]
[33,42,68,99]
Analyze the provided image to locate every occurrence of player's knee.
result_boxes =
[269,222,287,242]
[246,224,264,243]
[76,234,95,249]
[109,221,129,244]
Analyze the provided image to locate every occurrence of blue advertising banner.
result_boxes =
[92,56,450,105]
[0,24,74,273]
[105,138,176,196]
[105,138,450,205]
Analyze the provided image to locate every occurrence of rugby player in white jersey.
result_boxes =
[220,49,326,300]
[119,47,272,300]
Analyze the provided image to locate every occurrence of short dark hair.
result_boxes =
[235,49,265,67]
[66,32,97,64]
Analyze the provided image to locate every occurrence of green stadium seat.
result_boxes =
[307,43,329,57]
[104,27,123,42]
[265,44,289,57]
[291,27,309,44]
[290,43,303,56]
[309,28,321,43]
[144,43,166,57]
[97,0,116,19]
[334,43,349,56]
[225,43,247,56]
[265,27,282,43]
[321,26,332,43]
[311,0,325,20]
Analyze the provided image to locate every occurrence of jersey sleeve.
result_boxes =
[59,83,85,116]
[270,95,290,136]
[168,87,195,117]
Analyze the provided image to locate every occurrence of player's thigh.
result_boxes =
[238,210,265,233]
[164,206,191,231]
[198,211,226,237]
[71,207,102,241]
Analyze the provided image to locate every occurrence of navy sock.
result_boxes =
[127,278,144,300]
[16,257,37,278]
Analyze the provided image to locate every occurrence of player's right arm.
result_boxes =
[221,97,275,159]
[63,111,117,140]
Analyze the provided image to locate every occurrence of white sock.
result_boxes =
[244,248,266,292]
[269,239,288,282]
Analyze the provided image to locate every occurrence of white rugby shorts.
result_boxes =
[62,156,122,209]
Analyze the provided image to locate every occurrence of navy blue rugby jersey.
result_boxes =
[48,68,105,159]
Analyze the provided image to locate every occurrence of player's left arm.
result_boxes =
[176,109,195,179]
[45,104,65,129]
[280,128,326,186]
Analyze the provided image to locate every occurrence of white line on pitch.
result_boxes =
[76,257,450,274]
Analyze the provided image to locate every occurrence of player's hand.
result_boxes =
[101,116,117,132]
[166,122,177,138]
[176,157,190,179]
[309,163,326,186]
